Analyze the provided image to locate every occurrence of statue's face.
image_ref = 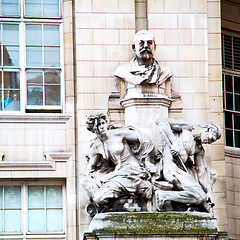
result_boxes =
[134,34,155,62]
[95,118,107,135]
[201,127,217,144]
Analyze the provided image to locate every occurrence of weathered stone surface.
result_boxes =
[87,212,218,235]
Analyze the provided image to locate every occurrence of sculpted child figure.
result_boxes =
[83,113,160,213]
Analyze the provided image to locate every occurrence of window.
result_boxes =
[222,34,240,148]
[0,0,63,113]
[0,182,65,239]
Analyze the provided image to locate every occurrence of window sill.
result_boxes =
[225,146,240,158]
[0,113,71,123]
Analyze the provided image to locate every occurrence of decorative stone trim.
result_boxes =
[225,146,240,159]
[0,114,71,123]
[0,152,72,171]
[121,95,172,108]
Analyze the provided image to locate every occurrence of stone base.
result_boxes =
[84,212,227,240]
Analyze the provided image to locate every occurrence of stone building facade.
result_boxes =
[0,0,239,239]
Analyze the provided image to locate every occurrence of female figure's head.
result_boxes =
[86,114,107,135]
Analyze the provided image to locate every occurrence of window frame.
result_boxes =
[0,181,66,239]
[0,0,64,114]
[222,32,240,148]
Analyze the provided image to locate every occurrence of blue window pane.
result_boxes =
[3,24,19,45]
[4,186,21,208]
[44,25,59,46]
[0,210,2,232]
[2,0,19,16]
[3,46,19,66]
[28,186,44,208]
[28,209,45,232]
[0,187,2,208]
[27,85,43,105]
[46,209,63,232]
[4,90,20,111]
[44,47,60,67]
[25,0,41,16]
[27,71,43,84]
[4,210,21,232]
[26,25,42,46]
[26,47,42,67]
[46,186,62,207]
[43,0,59,17]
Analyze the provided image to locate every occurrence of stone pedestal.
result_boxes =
[121,95,172,141]
[84,212,227,240]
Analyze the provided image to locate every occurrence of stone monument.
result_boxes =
[83,30,227,240]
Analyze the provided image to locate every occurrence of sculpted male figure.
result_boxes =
[114,30,172,89]
[155,119,221,213]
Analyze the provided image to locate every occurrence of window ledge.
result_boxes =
[0,114,71,123]
[225,146,240,158]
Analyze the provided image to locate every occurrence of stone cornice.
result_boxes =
[0,114,71,123]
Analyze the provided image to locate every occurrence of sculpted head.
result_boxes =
[200,122,222,144]
[132,30,156,64]
[86,113,107,135]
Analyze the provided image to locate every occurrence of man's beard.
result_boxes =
[139,48,152,61]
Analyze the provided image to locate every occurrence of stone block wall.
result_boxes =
[75,0,228,237]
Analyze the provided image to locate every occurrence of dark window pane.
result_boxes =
[4,72,20,89]
[27,71,43,84]
[27,85,43,105]
[45,85,60,105]
[235,131,240,148]
[3,46,19,66]
[225,75,233,92]
[45,70,60,84]
[225,111,233,129]
[234,113,240,130]
[0,90,2,111]
[226,93,233,110]
[0,71,2,88]
[234,76,240,94]
[225,129,233,147]
[235,95,240,111]
[223,92,225,109]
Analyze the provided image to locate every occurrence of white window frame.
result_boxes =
[0,0,64,114]
[0,181,66,240]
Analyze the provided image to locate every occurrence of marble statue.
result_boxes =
[155,119,221,213]
[114,30,172,96]
[82,113,161,216]
[83,114,221,216]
